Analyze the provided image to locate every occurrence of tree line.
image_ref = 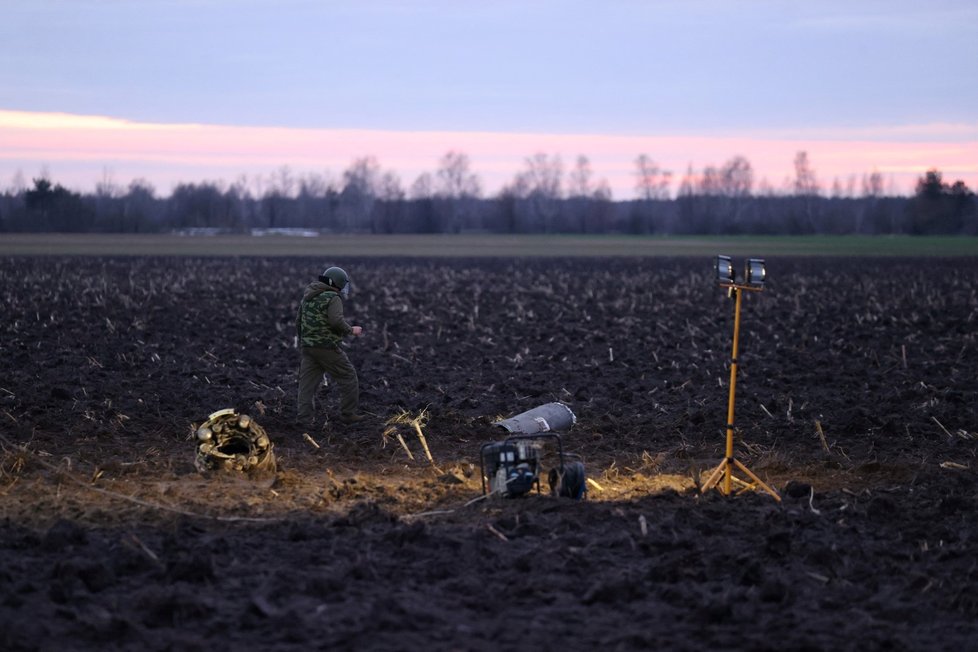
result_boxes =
[0,151,974,236]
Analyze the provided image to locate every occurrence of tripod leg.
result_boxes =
[732,459,781,501]
[701,459,729,492]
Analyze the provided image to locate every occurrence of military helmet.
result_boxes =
[319,266,351,298]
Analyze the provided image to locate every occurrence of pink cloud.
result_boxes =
[1,110,975,197]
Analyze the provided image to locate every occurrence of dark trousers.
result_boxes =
[297,347,359,424]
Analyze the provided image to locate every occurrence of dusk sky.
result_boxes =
[1,0,976,199]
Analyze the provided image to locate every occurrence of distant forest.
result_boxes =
[1,151,975,235]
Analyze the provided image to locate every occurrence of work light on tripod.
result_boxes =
[702,254,779,501]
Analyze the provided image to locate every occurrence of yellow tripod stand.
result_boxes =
[701,280,781,501]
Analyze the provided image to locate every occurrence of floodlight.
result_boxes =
[746,258,766,287]
[715,255,734,284]
[703,254,779,501]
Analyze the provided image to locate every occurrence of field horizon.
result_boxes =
[2,232,978,257]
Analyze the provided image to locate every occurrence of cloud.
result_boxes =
[0,110,186,131]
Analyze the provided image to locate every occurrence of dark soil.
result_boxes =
[1,255,977,651]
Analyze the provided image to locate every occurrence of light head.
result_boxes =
[746,258,766,287]
[715,255,734,284]
[713,255,766,292]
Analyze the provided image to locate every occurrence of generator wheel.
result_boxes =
[549,461,587,500]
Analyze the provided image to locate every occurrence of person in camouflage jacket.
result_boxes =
[295,266,365,426]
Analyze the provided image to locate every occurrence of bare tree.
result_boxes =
[631,154,671,234]
[696,165,724,233]
[298,172,333,199]
[95,168,122,199]
[409,172,437,232]
[378,171,404,200]
[676,164,700,233]
[792,151,821,232]
[122,178,159,230]
[830,178,844,198]
[8,169,27,195]
[589,179,614,233]
[521,153,563,198]
[567,155,595,233]
[718,155,753,230]
[515,153,562,232]
[92,168,123,230]
[719,156,753,197]
[339,157,380,231]
[634,154,671,200]
[261,165,298,228]
[435,151,481,232]
[272,165,296,198]
[500,172,531,198]
[296,172,338,231]
[410,172,433,200]
[843,175,856,198]
[861,170,884,198]
[793,151,820,196]
[568,155,594,198]
[373,171,404,233]
[435,151,481,199]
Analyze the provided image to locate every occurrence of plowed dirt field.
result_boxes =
[2,256,977,651]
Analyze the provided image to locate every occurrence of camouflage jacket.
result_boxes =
[296,282,353,349]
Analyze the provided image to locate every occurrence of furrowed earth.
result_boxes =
[1,255,977,651]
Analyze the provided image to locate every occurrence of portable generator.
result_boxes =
[479,433,587,500]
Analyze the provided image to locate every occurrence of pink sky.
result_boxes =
[1,110,975,199]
